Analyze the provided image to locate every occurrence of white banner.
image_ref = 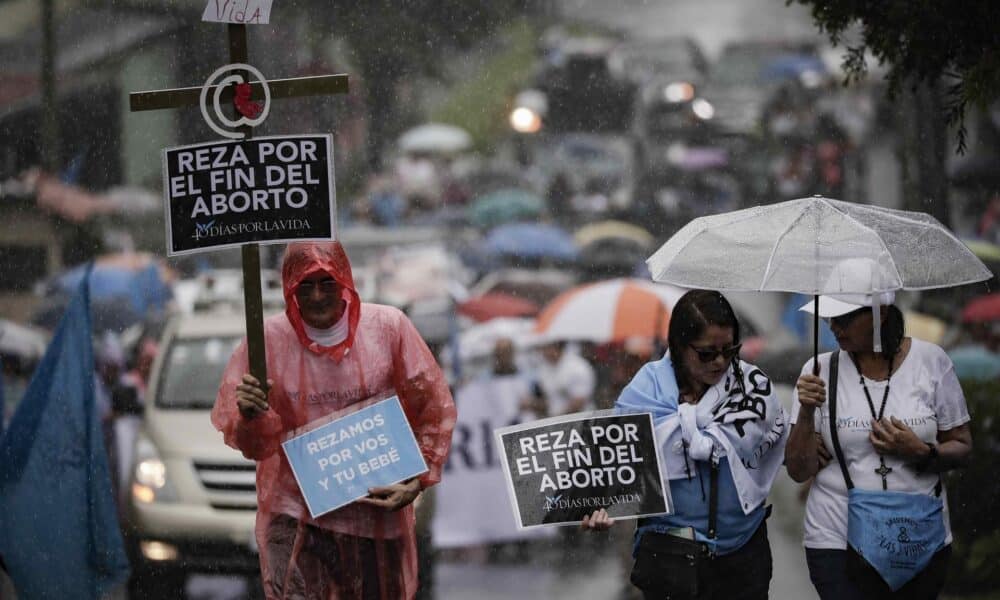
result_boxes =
[431,375,552,547]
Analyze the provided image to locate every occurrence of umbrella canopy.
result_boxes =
[903,310,947,345]
[467,188,546,229]
[456,292,540,323]
[647,196,992,294]
[470,267,578,306]
[578,238,651,276]
[454,317,538,362]
[50,253,173,316]
[535,278,686,343]
[32,296,142,333]
[962,293,1000,323]
[647,195,992,362]
[397,123,472,154]
[948,345,1000,382]
[574,220,654,249]
[483,223,578,262]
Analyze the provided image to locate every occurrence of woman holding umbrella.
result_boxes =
[786,291,973,599]
[582,290,789,600]
[641,195,990,599]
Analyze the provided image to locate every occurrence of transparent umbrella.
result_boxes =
[647,195,992,366]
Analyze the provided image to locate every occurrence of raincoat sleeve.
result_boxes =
[211,339,286,461]
[390,310,456,490]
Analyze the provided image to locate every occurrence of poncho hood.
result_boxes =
[281,241,361,362]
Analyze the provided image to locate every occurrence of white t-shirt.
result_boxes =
[536,351,597,416]
[791,339,970,549]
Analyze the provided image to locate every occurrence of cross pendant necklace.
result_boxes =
[855,356,894,491]
[874,458,893,489]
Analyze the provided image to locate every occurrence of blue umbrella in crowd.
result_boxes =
[467,188,547,229]
[483,223,578,263]
[33,254,173,333]
[52,260,171,316]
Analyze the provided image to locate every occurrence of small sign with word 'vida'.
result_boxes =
[161,134,336,255]
[282,396,428,518]
[202,0,274,25]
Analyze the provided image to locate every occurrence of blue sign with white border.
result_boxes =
[282,396,428,518]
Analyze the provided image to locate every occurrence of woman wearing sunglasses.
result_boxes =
[582,290,789,600]
[786,293,972,599]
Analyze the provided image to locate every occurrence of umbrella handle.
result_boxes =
[812,295,820,376]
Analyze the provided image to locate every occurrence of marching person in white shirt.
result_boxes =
[533,340,597,417]
[786,291,973,599]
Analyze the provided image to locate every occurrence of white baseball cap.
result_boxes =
[797,257,897,318]
[798,291,896,318]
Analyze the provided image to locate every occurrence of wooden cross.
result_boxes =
[128,24,349,386]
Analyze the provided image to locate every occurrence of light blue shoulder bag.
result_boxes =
[828,351,946,592]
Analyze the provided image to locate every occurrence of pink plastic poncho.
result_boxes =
[212,242,456,600]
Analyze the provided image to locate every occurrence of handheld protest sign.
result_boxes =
[162,135,336,255]
[495,411,670,528]
[282,396,428,518]
[127,23,349,389]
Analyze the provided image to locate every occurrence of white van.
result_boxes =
[126,306,271,598]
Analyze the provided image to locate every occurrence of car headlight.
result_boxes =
[132,434,179,503]
[692,98,715,121]
[664,82,695,103]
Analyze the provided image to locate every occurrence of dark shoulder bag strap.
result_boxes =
[828,352,854,490]
[708,459,719,539]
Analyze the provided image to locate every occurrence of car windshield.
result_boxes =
[710,47,780,86]
[619,43,695,74]
[156,336,241,409]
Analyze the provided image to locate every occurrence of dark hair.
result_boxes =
[668,290,743,394]
[881,305,905,361]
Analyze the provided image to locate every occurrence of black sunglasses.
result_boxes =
[689,343,742,363]
[295,278,339,297]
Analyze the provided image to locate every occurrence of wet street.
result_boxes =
[165,476,818,599]
[153,474,815,600]
[433,474,816,599]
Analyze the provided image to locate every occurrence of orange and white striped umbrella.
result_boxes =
[534,278,687,343]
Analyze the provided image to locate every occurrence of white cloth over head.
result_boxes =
[616,355,789,515]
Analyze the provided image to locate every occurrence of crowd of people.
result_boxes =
[197,239,979,600]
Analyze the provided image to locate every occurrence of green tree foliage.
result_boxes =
[789,0,1000,152]
[945,379,1000,595]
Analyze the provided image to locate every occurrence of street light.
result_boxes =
[510,107,542,133]
[509,89,548,134]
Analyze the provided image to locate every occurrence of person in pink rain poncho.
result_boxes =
[212,242,456,599]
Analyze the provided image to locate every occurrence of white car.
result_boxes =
[126,307,269,598]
